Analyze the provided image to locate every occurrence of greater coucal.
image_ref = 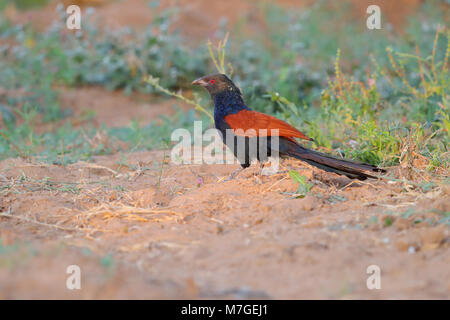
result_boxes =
[192,73,385,180]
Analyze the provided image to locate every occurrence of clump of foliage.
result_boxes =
[0,0,448,178]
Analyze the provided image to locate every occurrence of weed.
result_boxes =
[288,170,312,198]
[0,1,447,181]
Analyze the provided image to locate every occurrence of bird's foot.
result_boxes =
[260,158,280,176]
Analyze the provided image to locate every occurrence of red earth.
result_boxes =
[0,0,448,299]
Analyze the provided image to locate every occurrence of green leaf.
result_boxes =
[289,170,312,197]
[0,103,16,128]
[384,217,393,227]
[289,170,305,184]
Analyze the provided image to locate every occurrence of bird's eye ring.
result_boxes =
[210,79,215,84]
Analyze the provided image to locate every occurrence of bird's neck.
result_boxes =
[212,90,249,125]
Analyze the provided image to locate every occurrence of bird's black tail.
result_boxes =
[286,144,385,180]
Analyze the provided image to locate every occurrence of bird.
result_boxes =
[192,73,385,180]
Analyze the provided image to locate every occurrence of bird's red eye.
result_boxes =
[210,79,215,84]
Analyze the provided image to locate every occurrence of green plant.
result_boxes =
[0,0,447,180]
[145,75,213,121]
[289,170,312,198]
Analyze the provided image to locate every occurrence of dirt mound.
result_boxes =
[1,152,448,299]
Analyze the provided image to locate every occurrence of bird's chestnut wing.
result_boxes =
[224,110,312,141]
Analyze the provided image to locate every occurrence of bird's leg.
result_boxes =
[258,162,265,177]
[253,162,265,184]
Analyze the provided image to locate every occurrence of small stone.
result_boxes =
[395,239,409,251]
[395,234,420,252]
[419,224,447,250]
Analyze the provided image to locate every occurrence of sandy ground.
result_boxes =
[0,150,449,299]
[1,0,449,300]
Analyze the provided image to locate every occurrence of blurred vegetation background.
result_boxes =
[0,0,448,178]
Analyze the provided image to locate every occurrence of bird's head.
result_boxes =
[192,73,241,96]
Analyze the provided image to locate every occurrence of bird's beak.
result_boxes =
[192,77,207,86]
